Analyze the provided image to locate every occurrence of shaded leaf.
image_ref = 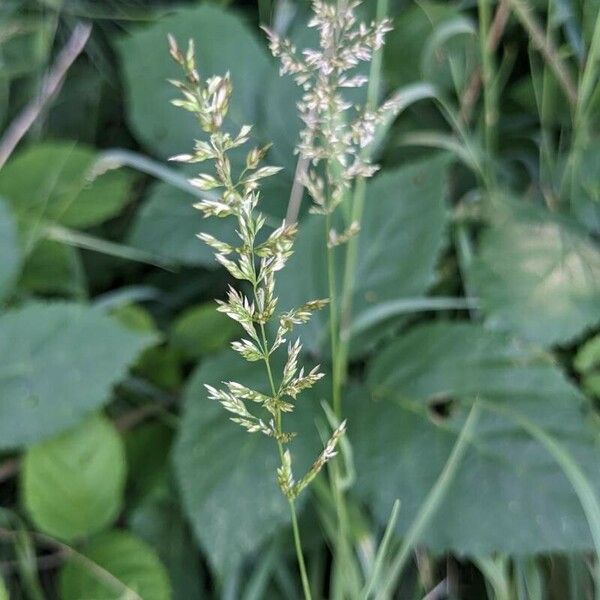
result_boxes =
[0,302,155,449]
[276,156,449,353]
[59,530,171,600]
[22,414,126,541]
[354,321,600,554]
[117,4,271,159]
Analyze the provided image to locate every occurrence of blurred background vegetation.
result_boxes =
[0,0,599,598]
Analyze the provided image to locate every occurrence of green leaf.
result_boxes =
[0,142,133,230]
[128,182,231,267]
[174,352,322,576]
[19,239,86,298]
[355,321,600,554]
[0,197,21,302]
[171,303,238,360]
[59,530,172,600]
[0,302,155,449]
[22,414,126,541]
[117,4,271,159]
[471,204,600,346]
[276,156,449,353]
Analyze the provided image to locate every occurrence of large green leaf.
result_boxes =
[174,352,323,576]
[276,156,449,353]
[0,302,155,449]
[0,574,7,600]
[22,414,126,541]
[0,142,133,230]
[354,321,600,554]
[117,4,271,159]
[59,530,171,600]
[471,205,600,346]
[0,197,21,302]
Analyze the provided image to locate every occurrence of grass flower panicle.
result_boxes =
[264,0,395,226]
[167,37,344,504]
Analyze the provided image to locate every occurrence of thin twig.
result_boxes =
[0,22,92,169]
[285,155,309,225]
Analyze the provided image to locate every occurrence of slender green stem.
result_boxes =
[325,213,341,416]
[335,0,389,417]
[289,499,313,600]
[257,316,312,600]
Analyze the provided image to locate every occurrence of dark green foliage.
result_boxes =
[0,0,599,598]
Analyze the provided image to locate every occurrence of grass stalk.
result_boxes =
[506,0,577,106]
[335,0,389,417]
[289,499,313,600]
[256,303,312,600]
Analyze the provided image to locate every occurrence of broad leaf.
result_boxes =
[276,156,448,353]
[117,4,271,159]
[59,531,171,600]
[22,414,126,541]
[355,321,600,554]
[0,198,21,302]
[471,204,600,346]
[0,142,133,230]
[174,353,323,576]
[0,302,155,449]
[0,575,7,600]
